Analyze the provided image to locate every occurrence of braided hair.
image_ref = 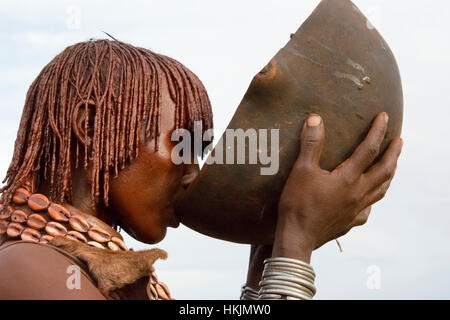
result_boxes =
[1,39,213,207]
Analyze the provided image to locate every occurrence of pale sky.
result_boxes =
[0,0,449,299]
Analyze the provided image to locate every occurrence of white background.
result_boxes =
[0,0,449,299]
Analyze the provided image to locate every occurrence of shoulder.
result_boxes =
[0,241,106,299]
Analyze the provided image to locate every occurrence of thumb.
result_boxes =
[298,114,325,168]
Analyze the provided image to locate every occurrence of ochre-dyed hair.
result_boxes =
[1,39,212,206]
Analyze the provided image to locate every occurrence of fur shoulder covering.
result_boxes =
[50,236,167,299]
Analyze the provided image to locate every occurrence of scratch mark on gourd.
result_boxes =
[346,58,365,74]
[287,47,323,67]
[308,36,335,53]
[334,71,364,89]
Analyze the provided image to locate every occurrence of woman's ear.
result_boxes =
[181,163,200,189]
[72,101,96,147]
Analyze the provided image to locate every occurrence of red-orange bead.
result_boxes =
[28,193,50,211]
[12,188,31,205]
[48,203,71,222]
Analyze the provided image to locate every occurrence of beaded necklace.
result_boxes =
[0,187,172,300]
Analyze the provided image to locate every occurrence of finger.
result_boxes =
[297,114,325,168]
[350,206,372,227]
[333,228,351,240]
[332,206,372,240]
[364,137,403,186]
[343,112,389,175]
[365,179,392,207]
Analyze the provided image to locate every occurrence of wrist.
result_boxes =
[246,245,273,290]
[272,211,315,263]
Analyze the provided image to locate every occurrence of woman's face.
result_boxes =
[108,82,199,244]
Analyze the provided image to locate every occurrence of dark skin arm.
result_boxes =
[246,112,402,289]
[246,208,372,290]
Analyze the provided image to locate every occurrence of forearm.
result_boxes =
[245,211,314,290]
[243,239,316,300]
[245,245,273,290]
[272,211,313,263]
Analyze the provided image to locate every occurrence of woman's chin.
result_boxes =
[129,225,167,244]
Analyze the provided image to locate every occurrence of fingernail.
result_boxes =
[383,112,389,123]
[307,115,321,127]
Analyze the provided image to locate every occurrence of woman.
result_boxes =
[0,40,402,299]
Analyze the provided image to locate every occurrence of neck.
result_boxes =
[37,165,116,227]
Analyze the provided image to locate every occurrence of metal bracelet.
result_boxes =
[264,257,315,270]
[240,285,259,300]
[259,277,316,296]
[259,287,312,300]
[263,265,315,281]
[258,257,316,300]
[263,259,316,278]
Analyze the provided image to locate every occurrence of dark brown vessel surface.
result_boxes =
[177,0,403,244]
